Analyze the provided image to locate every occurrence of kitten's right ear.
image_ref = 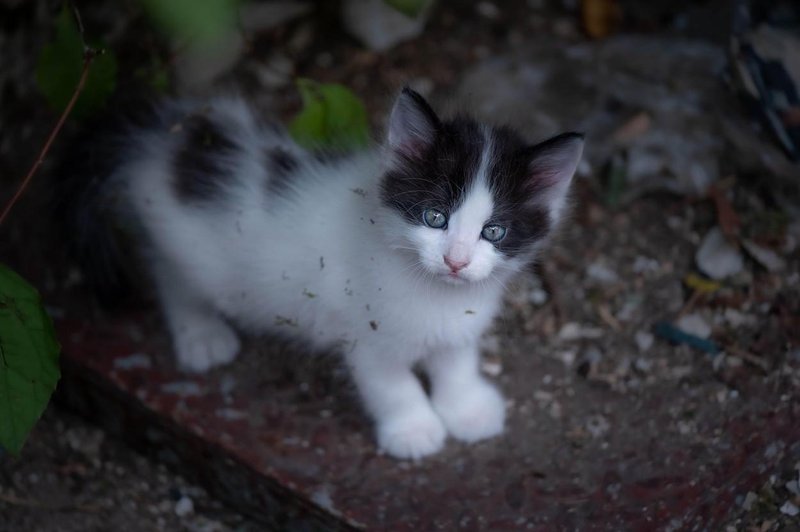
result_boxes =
[387,87,440,159]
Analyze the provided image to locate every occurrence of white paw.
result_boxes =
[174,318,240,372]
[433,380,505,443]
[377,407,447,460]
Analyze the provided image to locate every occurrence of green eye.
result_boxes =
[423,209,447,229]
[481,224,506,242]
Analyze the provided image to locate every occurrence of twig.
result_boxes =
[726,345,770,372]
[676,289,704,318]
[0,48,98,226]
[596,303,621,331]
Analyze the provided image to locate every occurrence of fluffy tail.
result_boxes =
[51,102,155,307]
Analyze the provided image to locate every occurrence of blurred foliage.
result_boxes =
[384,0,429,18]
[0,265,61,456]
[140,0,240,43]
[134,56,171,94]
[36,4,117,119]
[289,79,370,150]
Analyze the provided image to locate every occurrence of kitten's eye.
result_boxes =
[481,224,507,242]
[423,209,447,229]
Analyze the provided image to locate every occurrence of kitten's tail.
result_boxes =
[52,102,156,307]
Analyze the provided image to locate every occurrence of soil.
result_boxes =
[1,0,799,530]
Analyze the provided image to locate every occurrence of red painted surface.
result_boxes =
[55,316,800,530]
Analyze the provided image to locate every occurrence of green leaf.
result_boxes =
[0,265,61,456]
[35,4,117,119]
[384,0,429,18]
[289,79,370,150]
[140,0,239,42]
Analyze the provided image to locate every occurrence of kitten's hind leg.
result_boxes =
[155,268,240,372]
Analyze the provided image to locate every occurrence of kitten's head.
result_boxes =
[380,88,583,286]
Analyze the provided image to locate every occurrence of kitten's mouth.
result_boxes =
[441,271,468,285]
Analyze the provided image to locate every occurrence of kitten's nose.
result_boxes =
[444,255,469,272]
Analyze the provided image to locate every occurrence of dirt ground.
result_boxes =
[1,0,799,530]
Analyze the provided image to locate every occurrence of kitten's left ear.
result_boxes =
[387,87,441,160]
[524,132,584,221]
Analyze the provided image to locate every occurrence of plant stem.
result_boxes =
[0,51,95,226]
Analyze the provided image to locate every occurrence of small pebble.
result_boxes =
[695,226,743,280]
[741,491,758,511]
[559,322,604,341]
[675,313,712,339]
[586,262,620,284]
[174,496,194,517]
[780,501,799,516]
[634,330,654,352]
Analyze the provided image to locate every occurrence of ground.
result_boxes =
[1,0,799,530]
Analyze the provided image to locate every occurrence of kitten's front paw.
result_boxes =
[433,381,505,443]
[377,407,447,460]
[174,318,241,372]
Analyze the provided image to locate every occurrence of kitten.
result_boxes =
[60,88,583,459]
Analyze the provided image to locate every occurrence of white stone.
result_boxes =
[741,239,786,272]
[723,308,756,328]
[174,496,194,517]
[780,501,799,516]
[558,322,604,341]
[695,227,743,280]
[586,262,620,284]
[634,330,654,352]
[675,313,712,339]
[741,491,758,510]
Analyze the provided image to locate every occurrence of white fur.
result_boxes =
[107,96,573,459]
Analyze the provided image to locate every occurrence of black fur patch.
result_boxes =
[51,97,164,306]
[484,126,552,257]
[264,147,300,197]
[381,117,559,258]
[381,117,484,225]
[173,114,240,202]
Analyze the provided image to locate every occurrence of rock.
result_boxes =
[675,313,712,339]
[632,255,660,275]
[174,495,194,517]
[723,308,756,328]
[525,286,546,306]
[576,345,603,377]
[741,491,758,511]
[634,330,654,352]
[780,500,799,517]
[741,239,787,272]
[559,322,604,341]
[586,261,620,284]
[342,0,433,51]
[696,226,744,280]
[585,414,610,438]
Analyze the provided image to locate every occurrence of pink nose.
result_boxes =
[444,255,469,272]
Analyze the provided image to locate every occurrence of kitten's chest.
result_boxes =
[367,278,500,349]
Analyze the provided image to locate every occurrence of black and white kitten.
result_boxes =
[62,88,583,459]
